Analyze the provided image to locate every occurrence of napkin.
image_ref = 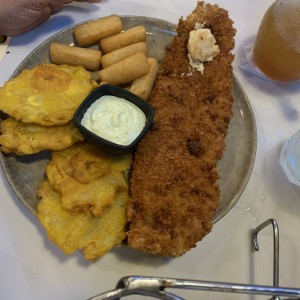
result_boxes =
[0,36,11,64]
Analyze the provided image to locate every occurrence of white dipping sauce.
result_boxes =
[81,95,146,146]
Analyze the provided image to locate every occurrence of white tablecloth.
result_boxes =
[1,0,300,299]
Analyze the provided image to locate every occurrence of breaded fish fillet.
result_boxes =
[128,1,236,257]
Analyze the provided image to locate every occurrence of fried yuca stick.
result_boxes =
[101,42,147,68]
[74,14,122,47]
[50,43,102,71]
[100,26,147,54]
[99,52,149,85]
[130,58,159,100]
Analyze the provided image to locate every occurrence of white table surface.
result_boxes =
[1,0,300,299]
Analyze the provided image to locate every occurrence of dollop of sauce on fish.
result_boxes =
[187,21,220,74]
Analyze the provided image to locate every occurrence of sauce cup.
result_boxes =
[74,84,154,153]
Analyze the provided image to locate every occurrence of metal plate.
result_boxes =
[0,16,257,222]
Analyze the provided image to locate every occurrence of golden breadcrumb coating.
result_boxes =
[128,1,236,257]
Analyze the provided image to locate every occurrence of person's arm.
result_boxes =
[0,0,101,37]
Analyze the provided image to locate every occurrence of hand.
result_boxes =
[0,0,102,36]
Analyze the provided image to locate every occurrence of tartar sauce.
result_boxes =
[81,95,146,146]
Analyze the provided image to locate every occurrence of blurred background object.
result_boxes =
[252,0,300,82]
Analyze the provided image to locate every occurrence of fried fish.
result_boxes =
[128,1,236,257]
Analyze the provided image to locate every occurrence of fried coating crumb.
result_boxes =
[127,1,236,257]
